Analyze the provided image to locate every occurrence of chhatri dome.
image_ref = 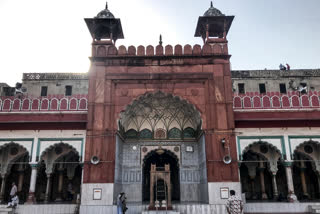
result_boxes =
[203,1,225,16]
[95,2,115,18]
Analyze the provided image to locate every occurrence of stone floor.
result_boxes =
[0,204,77,214]
[0,202,318,214]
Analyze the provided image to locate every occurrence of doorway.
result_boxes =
[142,149,180,202]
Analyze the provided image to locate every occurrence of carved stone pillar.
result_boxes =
[317,174,320,197]
[245,162,258,199]
[17,164,25,192]
[26,164,38,204]
[0,175,7,203]
[55,166,64,201]
[44,173,52,203]
[271,172,278,199]
[149,165,155,208]
[299,161,309,198]
[258,161,268,199]
[165,164,172,208]
[283,162,297,202]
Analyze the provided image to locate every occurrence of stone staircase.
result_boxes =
[0,205,14,214]
[310,205,320,214]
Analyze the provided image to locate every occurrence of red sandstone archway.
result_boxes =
[118,91,202,140]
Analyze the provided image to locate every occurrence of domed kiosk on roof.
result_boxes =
[95,2,115,19]
[203,1,225,16]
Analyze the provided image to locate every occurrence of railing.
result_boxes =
[2,92,319,112]
[233,91,320,109]
[0,95,88,112]
[23,73,88,81]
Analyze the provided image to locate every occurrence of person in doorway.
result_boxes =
[7,193,19,208]
[226,190,243,214]
[9,182,17,201]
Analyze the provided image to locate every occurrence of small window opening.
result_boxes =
[238,83,245,94]
[279,83,287,94]
[41,86,48,97]
[259,84,266,94]
[65,86,72,96]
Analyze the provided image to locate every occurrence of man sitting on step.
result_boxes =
[7,193,19,208]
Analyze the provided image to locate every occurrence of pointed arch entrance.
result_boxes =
[37,143,82,203]
[115,91,207,204]
[142,149,180,203]
[0,142,30,203]
[292,140,320,200]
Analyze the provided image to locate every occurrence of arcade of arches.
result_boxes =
[0,142,82,204]
[240,141,320,202]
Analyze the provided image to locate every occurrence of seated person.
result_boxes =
[7,193,19,208]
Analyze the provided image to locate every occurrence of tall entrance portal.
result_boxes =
[83,2,239,211]
[113,92,206,204]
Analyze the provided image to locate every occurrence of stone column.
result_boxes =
[0,175,7,203]
[149,165,155,209]
[299,161,309,198]
[283,162,297,202]
[17,164,25,192]
[165,164,171,208]
[271,172,278,199]
[26,165,38,204]
[258,161,268,199]
[55,168,64,201]
[317,174,320,196]
[44,173,52,203]
[245,162,258,199]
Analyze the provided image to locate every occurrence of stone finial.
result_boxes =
[159,34,163,46]
[105,1,108,9]
[210,1,213,8]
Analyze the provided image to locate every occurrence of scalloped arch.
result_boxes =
[142,148,179,167]
[242,141,282,158]
[293,140,320,154]
[0,142,28,153]
[293,140,320,160]
[40,142,79,160]
[119,91,202,133]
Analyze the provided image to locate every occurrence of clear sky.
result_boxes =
[0,0,319,86]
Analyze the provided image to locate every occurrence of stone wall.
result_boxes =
[17,69,320,98]
[113,139,207,203]
[232,69,320,94]
[22,73,88,97]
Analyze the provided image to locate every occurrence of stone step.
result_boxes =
[0,207,13,214]
[142,211,179,214]
[310,205,320,214]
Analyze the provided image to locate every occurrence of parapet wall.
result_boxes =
[232,69,320,79]
[91,43,229,57]
[23,73,88,81]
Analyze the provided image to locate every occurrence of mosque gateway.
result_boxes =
[0,2,319,214]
